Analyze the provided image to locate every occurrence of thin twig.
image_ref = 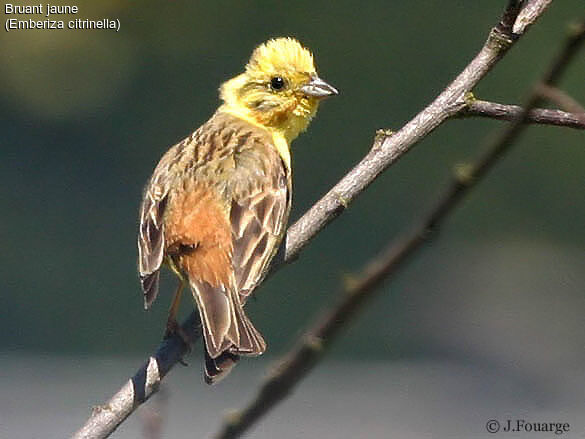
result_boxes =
[462,97,585,128]
[212,18,585,439]
[72,2,557,437]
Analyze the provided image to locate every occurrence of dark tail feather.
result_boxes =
[191,280,266,358]
[204,345,240,385]
[230,288,266,356]
[200,291,265,385]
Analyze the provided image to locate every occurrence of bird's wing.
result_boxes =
[138,140,187,308]
[229,140,291,302]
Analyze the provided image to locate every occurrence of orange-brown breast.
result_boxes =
[164,183,233,289]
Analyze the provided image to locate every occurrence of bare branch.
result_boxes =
[72,2,561,437]
[513,0,554,34]
[462,97,585,128]
[212,18,585,439]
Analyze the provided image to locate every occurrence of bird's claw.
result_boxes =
[164,319,193,364]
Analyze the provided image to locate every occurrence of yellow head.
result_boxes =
[219,37,338,143]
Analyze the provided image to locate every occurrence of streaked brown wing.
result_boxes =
[230,146,290,303]
[138,140,187,307]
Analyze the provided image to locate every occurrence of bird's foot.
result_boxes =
[164,319,192,366]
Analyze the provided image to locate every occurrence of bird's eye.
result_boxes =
[270,76,286,91]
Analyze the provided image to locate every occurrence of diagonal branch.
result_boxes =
[280,0,546,262]
[72,1,558,438]
[462,97,585,128]
[212,17,585,439]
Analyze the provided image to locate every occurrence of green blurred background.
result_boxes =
[0,0,585,439]
[1,1,584,437]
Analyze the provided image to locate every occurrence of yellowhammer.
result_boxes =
[137,37,337,384]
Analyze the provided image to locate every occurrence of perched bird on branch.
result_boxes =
[137,37,337,384]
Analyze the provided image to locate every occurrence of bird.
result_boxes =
[137,37,337,384]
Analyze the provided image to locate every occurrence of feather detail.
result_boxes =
[137,132,195,305]
[230,175,289,300]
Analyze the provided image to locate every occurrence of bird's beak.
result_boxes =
[300,76,339,99]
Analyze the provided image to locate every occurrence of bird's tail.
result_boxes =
[190,279,266,384]
[204,348,239,385]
